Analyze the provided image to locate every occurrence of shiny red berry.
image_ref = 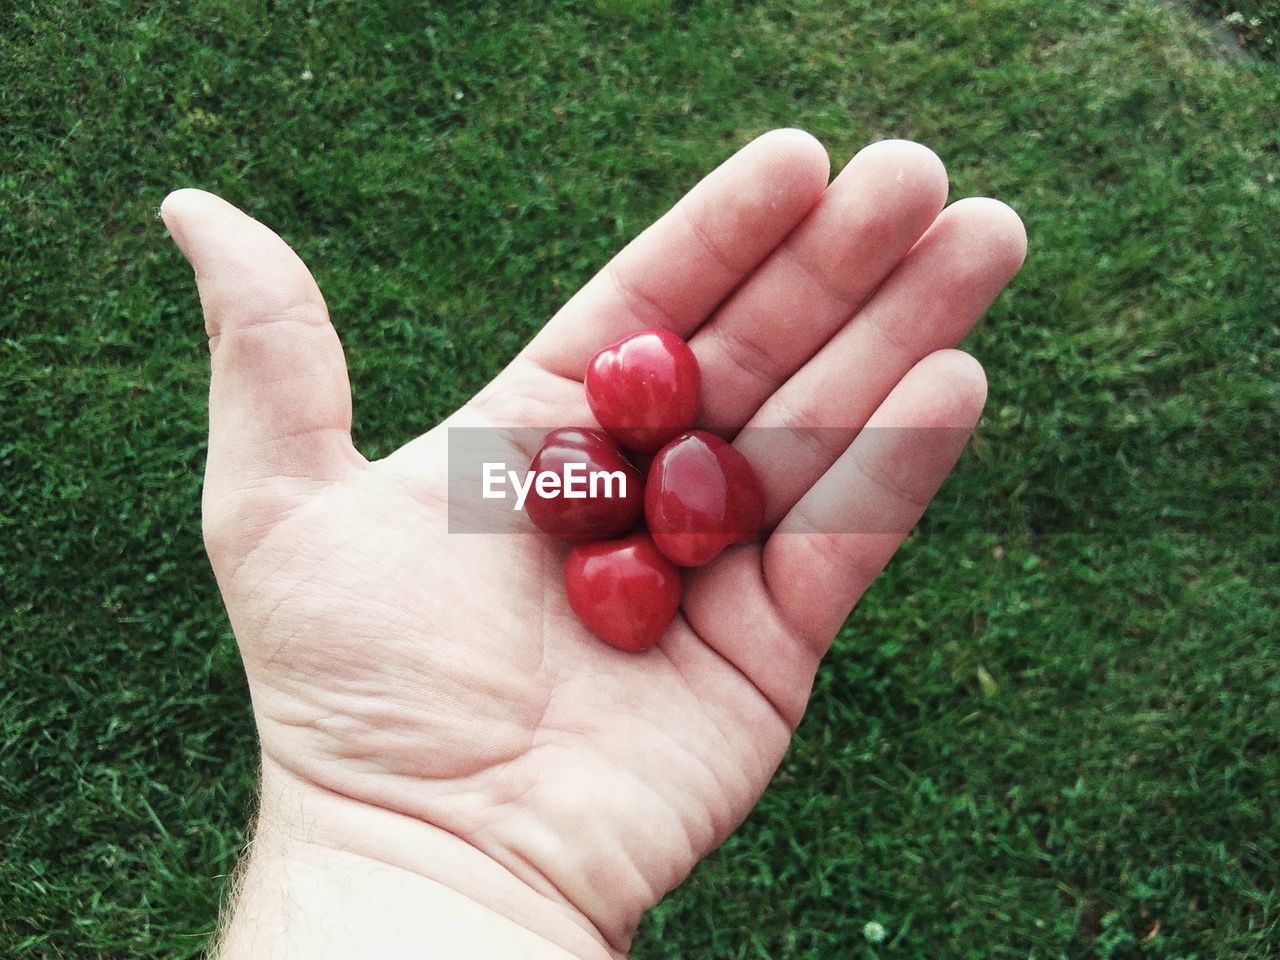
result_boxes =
[585,328,701,454]
[564,533,682,652]
[524,427,643,542]
[644,431,764,567]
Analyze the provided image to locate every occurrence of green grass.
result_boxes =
[1196,0,1280,59]
[2,1,1277,957]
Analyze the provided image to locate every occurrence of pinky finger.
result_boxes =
[762,349,988,650]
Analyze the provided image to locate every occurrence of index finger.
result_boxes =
[518,128,830,381]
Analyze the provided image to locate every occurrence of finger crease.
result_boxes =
[606,259,681,333]
[848,446,933,511]
[780,243,859,313]
[768,390,851,462]
[679,198,748,276]
[714,324,781,390]
[866,304,928,361]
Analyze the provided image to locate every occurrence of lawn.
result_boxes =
[2,1,1277,957]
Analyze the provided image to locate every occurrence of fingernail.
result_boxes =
[158,189,198,264]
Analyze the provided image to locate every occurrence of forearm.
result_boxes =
[209,757,619,960]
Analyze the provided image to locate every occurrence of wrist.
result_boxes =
[211,754,621,960]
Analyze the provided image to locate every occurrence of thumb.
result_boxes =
[160,189,363,563]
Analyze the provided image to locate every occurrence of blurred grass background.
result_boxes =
[2,0,1277,957]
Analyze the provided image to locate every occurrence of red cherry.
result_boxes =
[564,533,683,652]
[585,328,701,454]
[525,428,643,542]
[644,431,764,567]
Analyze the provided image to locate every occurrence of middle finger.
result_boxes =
[689,138,948,432]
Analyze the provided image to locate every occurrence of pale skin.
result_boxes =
[160,130,1025,959]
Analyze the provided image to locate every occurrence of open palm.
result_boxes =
[162,130,1024,958]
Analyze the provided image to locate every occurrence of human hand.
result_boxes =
[161,130,1024,959]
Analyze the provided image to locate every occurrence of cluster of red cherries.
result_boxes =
[524,329,764,653]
